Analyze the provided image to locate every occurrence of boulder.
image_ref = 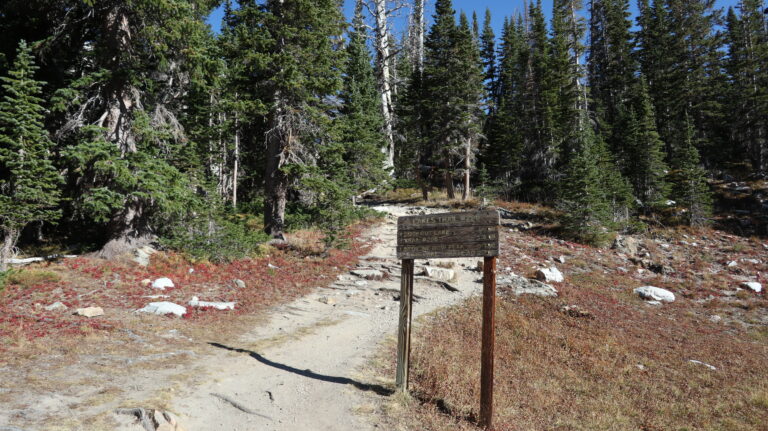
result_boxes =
[75,306,104,317]
[350,269,384,280]
[136,302,187,317]
[188,296,235,310]
[741,281,763,293]
[152,277,175,290]
[634,286,675,302]
[233,279,246,289]
[612,235,640,256]
[424,266,455,281]
[535,266,564,283]
[318,296,336,305]
[44,301,68,312]
[132,246,157,267]
[499,275,558,297]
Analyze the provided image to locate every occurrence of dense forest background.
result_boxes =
[0,0,766,265]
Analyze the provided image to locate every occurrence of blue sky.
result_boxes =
[207,0,744,40]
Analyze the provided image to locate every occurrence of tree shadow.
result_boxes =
[208,342,395,397]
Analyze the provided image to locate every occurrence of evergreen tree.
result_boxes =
[668,116,712,226]
[329,1,387,202]
[480,9,498,112]
[519,0,558,200]
[588,0,637,166]
[624,79,669,212]
[258,0,346,238]
[724,1,768,172]
[0,41,61,269]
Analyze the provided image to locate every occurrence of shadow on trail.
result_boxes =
[208,342,395,397]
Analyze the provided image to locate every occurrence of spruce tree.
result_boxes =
[625,79,669,212]
[259,0,345,238]
[668,116,712,226]
[724,1,768,172]
[332,1,387,198]
[588,0,637,166]
[480,9,498,112]
[0,41,61,269]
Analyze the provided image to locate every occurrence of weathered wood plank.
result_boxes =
[480,256,497,429]
[395,259,414,391]
[396,210,500,260]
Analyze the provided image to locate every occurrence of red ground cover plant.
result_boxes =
[0,222,373,347]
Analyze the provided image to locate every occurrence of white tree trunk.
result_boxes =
[462,138,472,201]
[414,0,424,74]
[374,0,395,173]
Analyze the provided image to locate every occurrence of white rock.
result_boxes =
[136,302,187,317]
[660,244,671,249]
[152,277,175,290]
[709,315,722,323]
[555,256,566,264]
[634,286,675,303]
[44,301,68,312]
[688,359,717,371]
[140,279,152,287]
[75,306,104,317]
[741,258,760,264]
[188,296,236,310]
[616,267,629,273]
[741,282,763,293]
[267,263,280,269]
[424,266,455,281]
[498,275,558,297]
[132,246,157,267]
[727,261,738,268]
[535,266,564,283]
[233,279,246,289]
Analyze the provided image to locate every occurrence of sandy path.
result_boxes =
[159,205,484,430]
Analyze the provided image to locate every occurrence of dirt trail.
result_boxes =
[136,204,484,430]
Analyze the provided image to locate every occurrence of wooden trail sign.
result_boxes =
[395,209,500,429]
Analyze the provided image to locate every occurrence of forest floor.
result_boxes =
[1,196,767,430]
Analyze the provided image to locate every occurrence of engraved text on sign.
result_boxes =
[396,209,500,260]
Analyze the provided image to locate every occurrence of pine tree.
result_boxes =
[0,41,61,269]
[588,0,637,165]
[724,1,768,172]
[519,0,558,200]
[668,116,712,226]
[480,9,498,112]
[624,79,669,212]
[259,0,345,238]
[558,113,613,243]
[333,1,388,197]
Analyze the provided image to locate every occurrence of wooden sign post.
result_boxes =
[396,209,500,429]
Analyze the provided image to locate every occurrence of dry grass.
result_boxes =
[382,294,768,431]
[6,269,61,288]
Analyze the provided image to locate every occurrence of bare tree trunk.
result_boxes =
[444,150,455,199]
[264,96,289,239]
[462,138,471,201]
[414,0,424,74]
[374,0,395,173]
[233,108,239,209]
[102,6,138,155]
[1,228,20,271]
[416,164,429,201]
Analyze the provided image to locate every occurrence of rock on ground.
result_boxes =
[136,302,187,317]
[152,278,175,290]
[634,286,675,302]
[499,275,558,297]
[424,266,455,281]
[44,302,68,312]
[74,307,104,317]
[188,297,235,310]
[132,246,157,267]
[741,282,763,293]
[535,266,564,283]
[350,269,384,280]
